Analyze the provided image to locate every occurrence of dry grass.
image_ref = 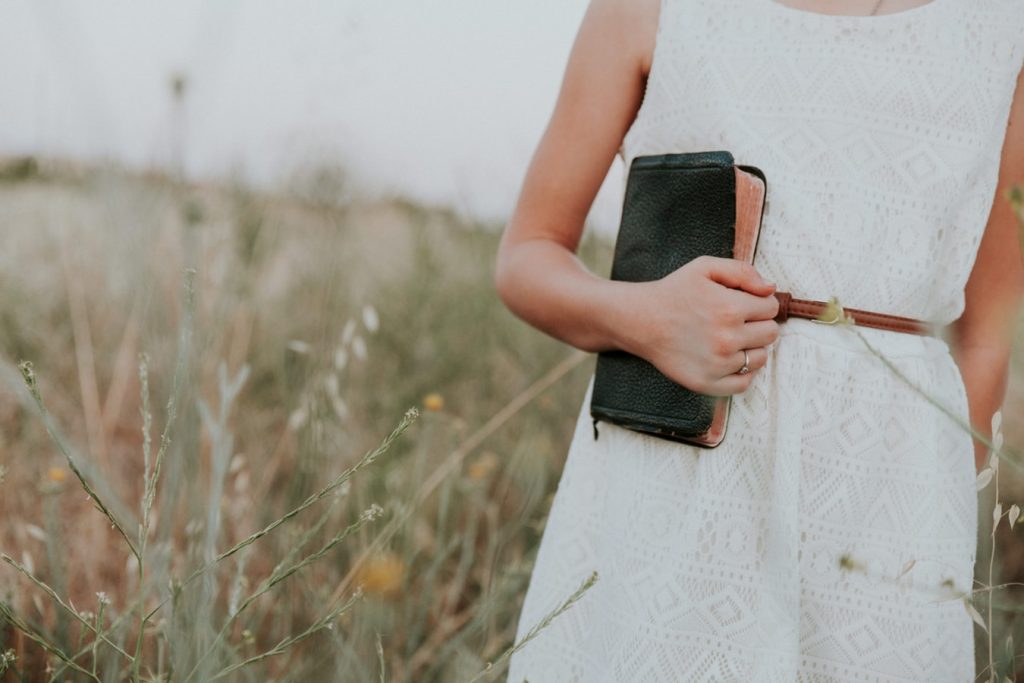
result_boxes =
[2,159,1024,681]
[0,160,608,681]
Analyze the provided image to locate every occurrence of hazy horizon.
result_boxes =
[0,0,628,235]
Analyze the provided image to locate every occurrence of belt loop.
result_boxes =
[773,291,791,323]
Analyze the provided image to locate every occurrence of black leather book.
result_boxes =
[589,150,767,448]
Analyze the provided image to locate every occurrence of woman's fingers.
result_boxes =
[713,343,767,378]
[738,318,781,350]
[704,346,769,396]
[699,256,775,296]
[720,285,781,322]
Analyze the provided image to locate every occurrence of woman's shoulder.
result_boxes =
[580,0,661,77]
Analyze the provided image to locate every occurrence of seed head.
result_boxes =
[18,360,35,390]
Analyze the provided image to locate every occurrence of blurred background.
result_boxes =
[0,0,625,232]
[1,2,1023,682]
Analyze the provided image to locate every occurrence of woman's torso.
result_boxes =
[620,0,1024,329]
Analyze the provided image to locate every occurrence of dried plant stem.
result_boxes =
[407,605,475,673]
[49,608,137,681]
[132,270,195,683]
[142,408,417,625]
[842,314,1016,677]
[0,603,100,682]
[142,269,195,531]
[131,351,154,683]
[18,360,140,562]
[182,505,384,683]
[988,439,1003,677]
[208,589,365,680]
[139,353,153,537]
[0,554,133,661]
[61,247,107,466]
[841,321,1020,474]
[468,570,598,682]
[377,631,386,683]
[270,489,343,578]
[100,296,142,437]
[183,408,413,580]
[331,350,588,605]
[91,602,106,678]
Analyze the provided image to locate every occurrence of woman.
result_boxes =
[495,0,1024,680]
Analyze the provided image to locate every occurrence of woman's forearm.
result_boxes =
[951,344,1012,472]
[494,238,643,355]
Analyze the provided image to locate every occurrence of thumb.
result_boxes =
[703,257,775,294]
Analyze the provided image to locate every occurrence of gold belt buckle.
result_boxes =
[811,296,851,325]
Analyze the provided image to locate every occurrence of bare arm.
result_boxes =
[494,0,657,355]
[949,64,1024,473]
[494,0,781,397]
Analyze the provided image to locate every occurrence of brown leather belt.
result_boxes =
[772,291,936,337]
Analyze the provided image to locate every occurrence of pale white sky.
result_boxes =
[0,0,627,234]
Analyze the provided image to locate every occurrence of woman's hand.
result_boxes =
[493,0,780,399]
[496,0,779,396]
[614,256,781,397]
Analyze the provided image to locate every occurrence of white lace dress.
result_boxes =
[506,0,1024,681]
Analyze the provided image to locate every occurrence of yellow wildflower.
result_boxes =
[47,467,67,483]
[467,451,500,481]
[355,552,405,598]
[423,393,444,412]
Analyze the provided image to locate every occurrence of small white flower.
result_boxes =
[352,336,367,361]
[287,340,312,355]
[288,407,309,431]
[229,454,246,474]
[362,305,380,333]
[360,503,384,522]
[341,319,357,346]
[325,373,341,399]
[331,397,349,421]
[96,592,111,606]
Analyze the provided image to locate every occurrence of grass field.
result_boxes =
[1,159,1024,682]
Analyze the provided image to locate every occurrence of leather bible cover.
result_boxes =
[589,150,767,448]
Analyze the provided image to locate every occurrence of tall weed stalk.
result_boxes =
[0,269,419,681]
